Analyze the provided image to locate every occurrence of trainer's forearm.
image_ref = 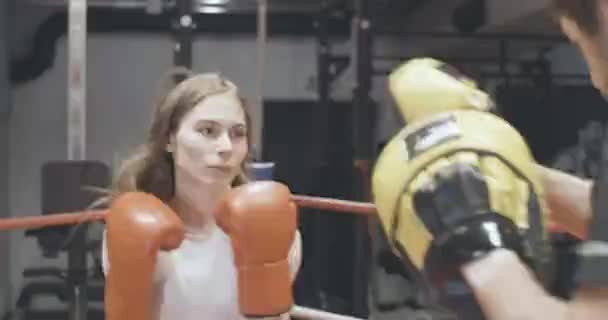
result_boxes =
[536,164,592,238]
[462,249,608,320]
[568,287,608,319]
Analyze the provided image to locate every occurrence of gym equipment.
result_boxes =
[13,161,109,320]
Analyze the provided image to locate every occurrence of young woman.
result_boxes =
[101,72,302,320]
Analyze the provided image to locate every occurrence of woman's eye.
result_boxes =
[231,127,247,139]
[199,126,218,137]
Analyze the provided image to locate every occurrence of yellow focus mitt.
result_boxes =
[372,57,554,317]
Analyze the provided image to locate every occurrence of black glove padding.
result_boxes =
[413,163,529,267]
[412,163,533,320]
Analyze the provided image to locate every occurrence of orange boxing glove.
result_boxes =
[215,181,298,318]
[104,192,185,320]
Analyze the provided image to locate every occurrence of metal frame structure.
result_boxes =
[315,0,350,166]
[172,0,195,83]
[0,0,11,315]
[350,0,374,316]
[10,9,352,86]
[374,55,588,84]
[377,30,568,41]
[311,0,376,315]
[66,1,89,319]
[371,38,583,85]
[351,0,374,164]
[307,1,355,313]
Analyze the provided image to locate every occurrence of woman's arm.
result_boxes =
[536,164,593,238]
[288,231,303,281]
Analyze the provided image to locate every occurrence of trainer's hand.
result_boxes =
[461,249,567,320]
[535,164,591,239]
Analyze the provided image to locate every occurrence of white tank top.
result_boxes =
[101,225,302,320]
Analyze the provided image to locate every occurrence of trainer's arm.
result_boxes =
[536,164,593,238]
[462,249,608,320]
[569,287,608,319]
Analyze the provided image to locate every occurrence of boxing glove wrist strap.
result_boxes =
[574,179,608,287]
[420,213,529,320]
[237,261,293,318]
[431,213,529,267]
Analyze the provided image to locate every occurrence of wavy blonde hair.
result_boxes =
[99,69,251,206]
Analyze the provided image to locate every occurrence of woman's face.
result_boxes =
[170,91,248,185]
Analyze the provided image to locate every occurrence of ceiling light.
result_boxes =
[199,5,227,13]
[200,0,229,5]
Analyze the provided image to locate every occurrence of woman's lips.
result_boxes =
[207,165,232,174]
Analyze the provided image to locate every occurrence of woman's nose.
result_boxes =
[215,132,233,154]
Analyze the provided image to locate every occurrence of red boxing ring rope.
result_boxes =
[0,194,574,237]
